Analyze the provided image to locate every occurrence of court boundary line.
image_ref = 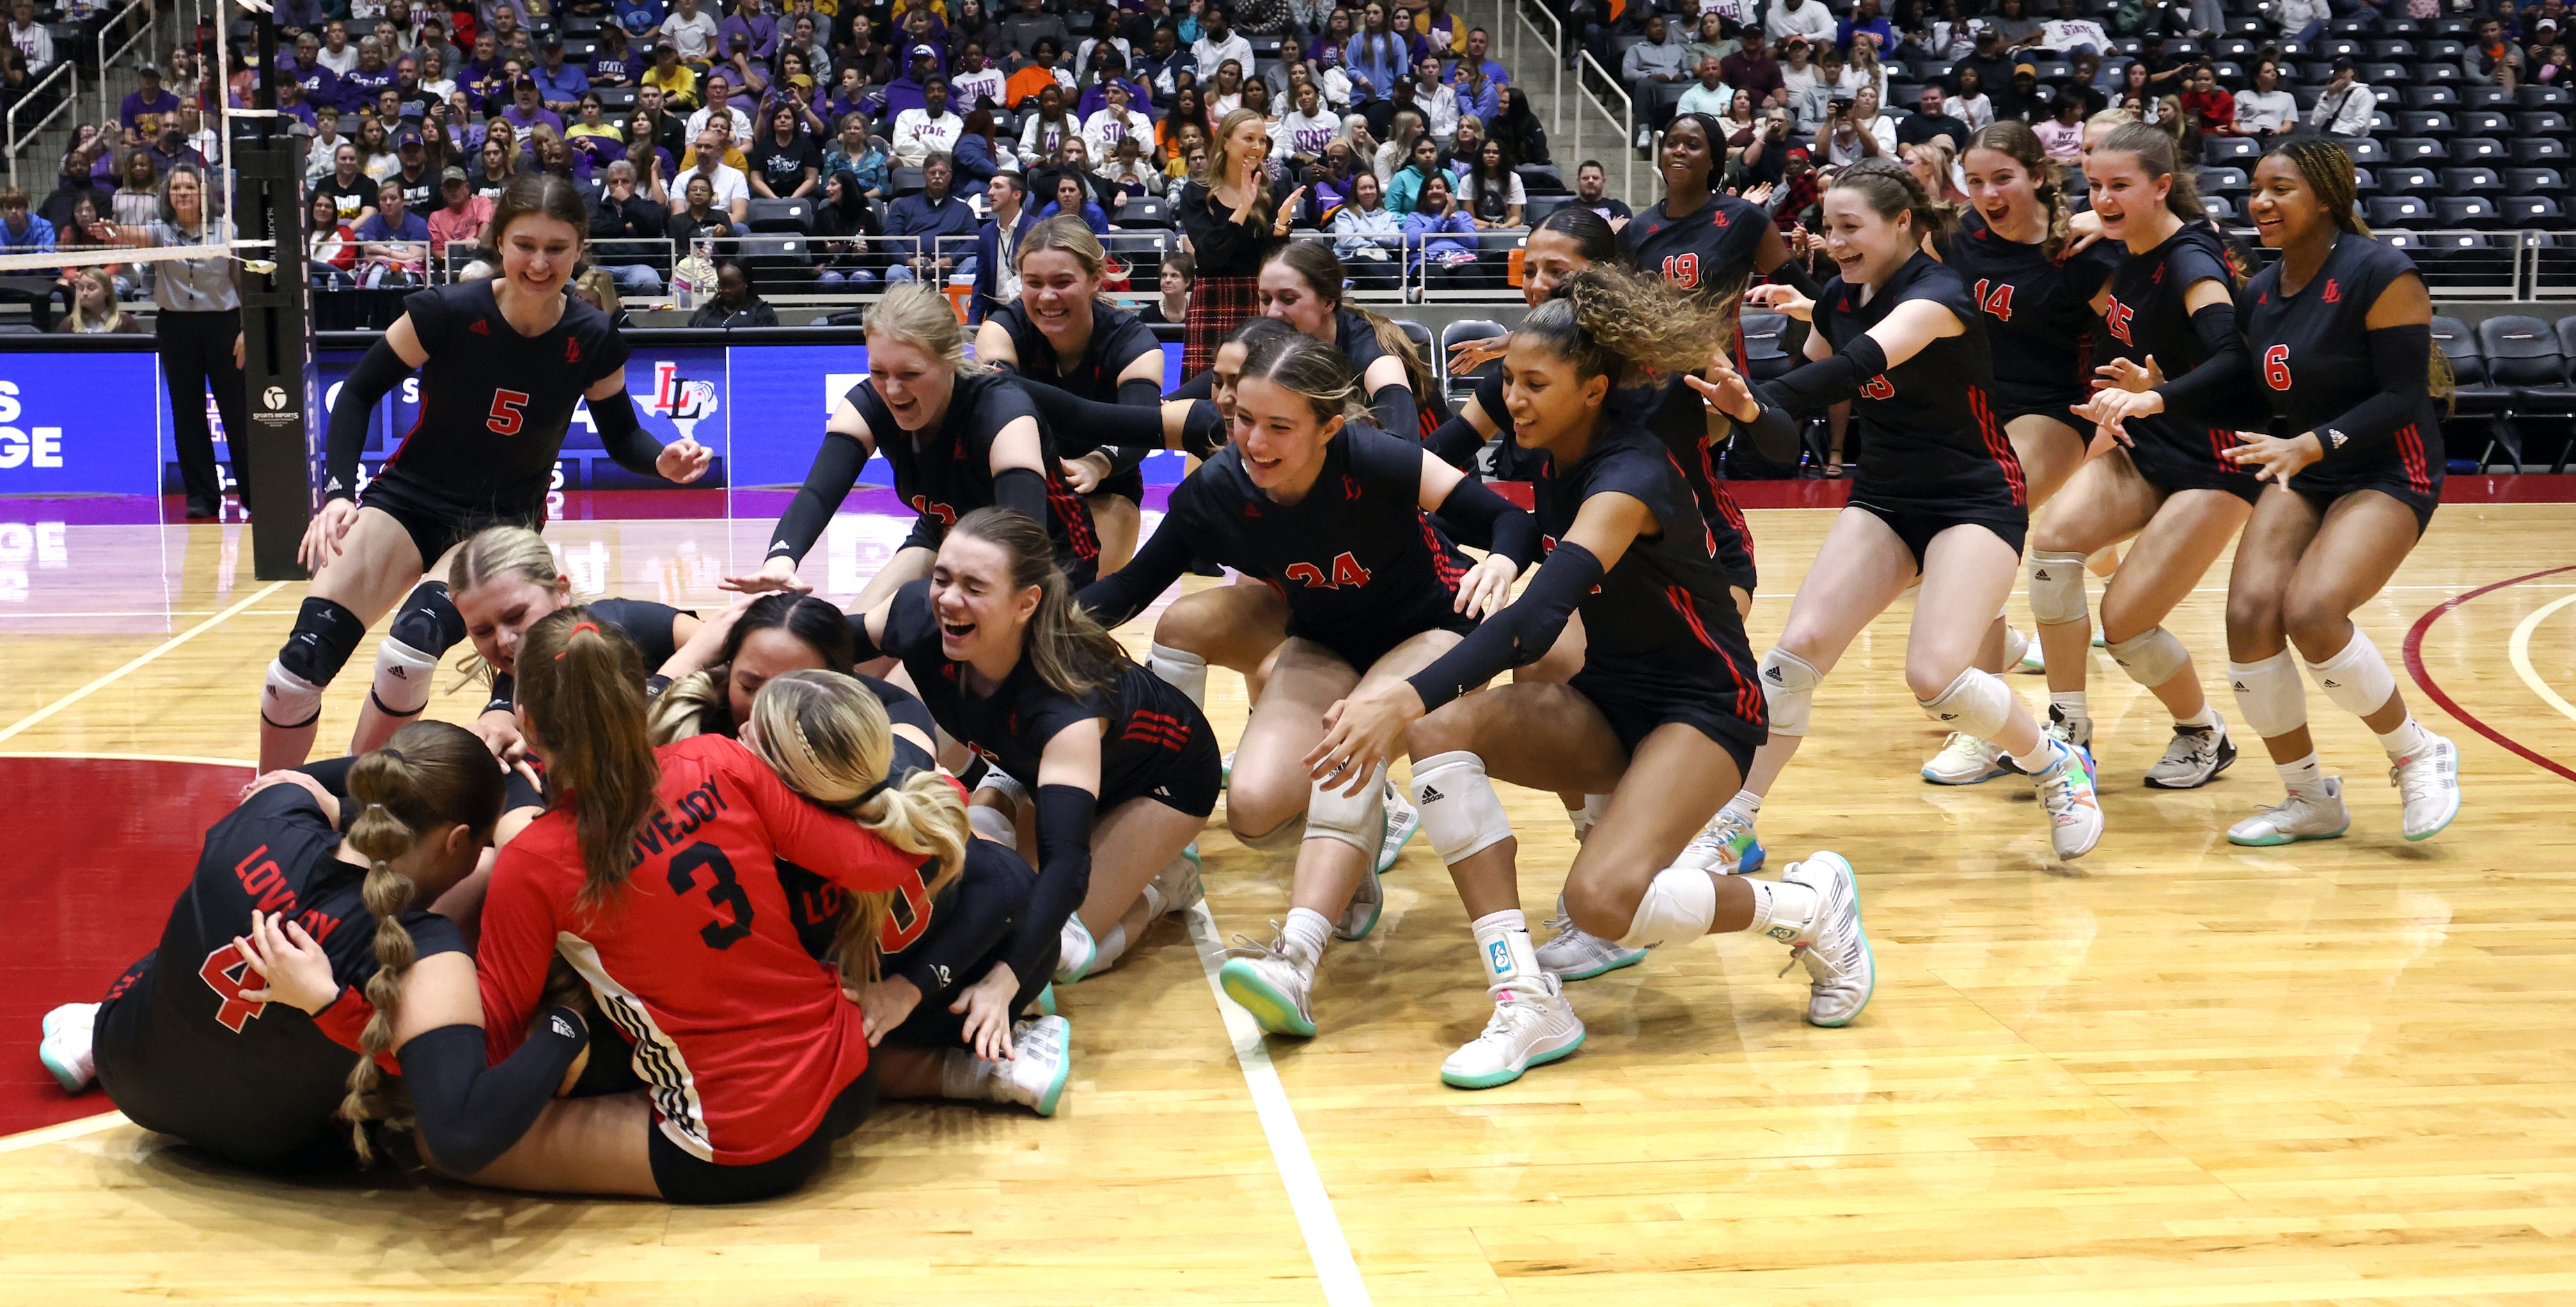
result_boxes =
[1181,903,1372,1307]
[2404,564,2576,785]
[0,581,288,748]
[0,752,257,768]
[2508,593,2576,728]
[0,1111,129,1155]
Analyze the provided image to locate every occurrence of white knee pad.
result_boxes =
[1303,763,1386,854]
[2027,551,2091,626]
[1615,864,1719,950]
[261,660,325,730]
[367,636,443,718]
[2304,628,2398,720]
[2106,626,2191,690]
[1917,667,2016,740]
[975,767,1030,813]
[1759,647,1823,737]
[1411,750,1514,864]
[1236,818,1307,853]
[2228,651,2309,740]
[1147,642,1209,709]
[967,803,1019,846]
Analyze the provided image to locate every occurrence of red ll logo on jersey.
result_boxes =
[2103,296,2137,348]
[2320,278,2342,303]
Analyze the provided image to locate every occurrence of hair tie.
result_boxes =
[553,620,602,658]
[857,778,892,805]
[380,747,405,763]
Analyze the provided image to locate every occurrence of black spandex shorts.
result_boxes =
[1990,391,2089,443]
[1570,667,1761,781]
[2123,422,2265,505]
[1101,712,1225,819]
[1289,610,1477,676]
[1092,466,1146,506]
[2292,473,2441,537]
[1848,498,2028,567]
[646,1063,879,1205]
[359,469,547,571]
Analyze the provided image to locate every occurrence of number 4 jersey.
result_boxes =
[90,784,469,1172]
[477,734,932,1166]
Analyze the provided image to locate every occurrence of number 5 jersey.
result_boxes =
[476,733,932,1166]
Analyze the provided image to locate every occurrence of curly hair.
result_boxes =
[1518,263,1741,387]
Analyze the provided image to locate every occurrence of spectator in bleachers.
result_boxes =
[1783,36,1830,129]
[1989,0,2046,52]
[2178,61,2236,136]
[1195,7,1255,83]
[1571,157,1630,223]
[345,38,400,108]
[955,106,1009,181]
[1413,0,1466,58]
[276,0,327,36]
[842,24,897,90]
[1007,36,1071,104]
[1722,34,1784,109]
[1138,23,1190,101]
[1954,28,2016,106]
[501,74,567,136]
[120,64,180,132]
[1209,58,1250,116]
[688,71,753,143]
[1347,1,1410,113]
[1491,85,1546,161]
[40,148,106,235]
[824,112,889,196]
[528,34,590,116]
[55,267,134,333]
[751,102,823,198]
[319,21,360,75]
[666,171,735,244]
[1036,169,1111,231]
[812,168,883,288]
[411,17,464,73]
[1842,36,1891,102]
[464,33,512,105]
[2471,16,2524,88]
[1329,169,1402,283]
[948,42,1007,113]
[2276,0,2329,45]
[998,0,1065,61]
[1623,13,1693,93]
[1768,0,1840,47]
[1817,87,1891,164]
[1842,0,1897,53]
[689,260,781,325]
[1383,132,1445,212]
[2309,56,2375,136]
[968,169,1035,315]
[0,186,55,323]
[634,84,687,157]
[2233,58,2296,140]
[681,125,754,223]
[7,1,49,75]
[1085,78,1158,158]
[1142,246,1191,326]
[1899,84,1969,149]
[720,0,777,62]
[1411,54,1461,141]
[1019,81,1078,162]
[1461,137,1523,229]
[644,41,700,108]
[1403,171,1482,287]
[663,0,723,65]
[952,0,1005,58]
[1679,55,1733,118]
[354,179,431,287]
[1161,84,1210,152]
[435,164,501,262]
[1919,0,1978,60]
[1278,79,1340,161]
[883,44,938,117]
[2033,93,2085,158]
[468,134,517,202]
[1686,13,1736,70]
[590,25,638,86]
[887,151,982,283]
[310,187,358,287]
[2534,38,2569,84]
[1993,60,2043,120]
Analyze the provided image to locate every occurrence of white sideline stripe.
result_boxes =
[0,1110,128,1154]
[0,582,286,747]
[2508,592,2576,727]
[1182,903,1372,1307]
[0,751,253,768]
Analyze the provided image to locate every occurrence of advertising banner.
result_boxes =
[0,351,164,498]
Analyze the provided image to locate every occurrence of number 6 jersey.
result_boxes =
[477,733,929,1166]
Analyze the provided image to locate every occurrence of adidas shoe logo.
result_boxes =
[1418,785,1445,802]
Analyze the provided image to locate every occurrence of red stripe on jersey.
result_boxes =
[1120,720,1191,750]
[2396,423,2431,495]
[1664,583,1722,653]
[1699,441,1758,569]
[1044,478,1100,559]
[2208,426,2231,464]
[1969,386,2028,507]
[1416,513,1468,588]
[1706,621,1764,725]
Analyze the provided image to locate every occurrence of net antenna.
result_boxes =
[224,0,319,578]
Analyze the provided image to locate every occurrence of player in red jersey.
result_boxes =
[466,609,963,1203]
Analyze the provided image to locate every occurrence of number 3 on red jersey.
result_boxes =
[487,389,531,436]
[2263,344,2293,390]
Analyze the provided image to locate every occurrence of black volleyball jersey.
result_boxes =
[1152,425,1470,649]
[363,281,631,506]
[2098,223,2267,470]
[1618,191,1769,297]
[845,370,1101,567]
[872,580,1209,802]
[1943,211,2121,409]
[485,596,687,713]
[1538,422,1764,725]
[97,786,466,1161]
[1335,308,1449,438]
[2237,233,2446,496]
[1813,252,2027,514]
[990,301,1161,402]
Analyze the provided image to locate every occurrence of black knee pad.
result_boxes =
[276,596,368,687]
[387,580,466,655]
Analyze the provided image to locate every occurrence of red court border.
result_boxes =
[2403,563,2576,786]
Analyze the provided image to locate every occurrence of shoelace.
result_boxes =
[1479,992,1553,1041]
[2036,755,2087,824]
[2392,752,2451,807]
[1223,925,1291,964]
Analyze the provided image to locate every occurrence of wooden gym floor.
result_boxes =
[1,492,2573,1305]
